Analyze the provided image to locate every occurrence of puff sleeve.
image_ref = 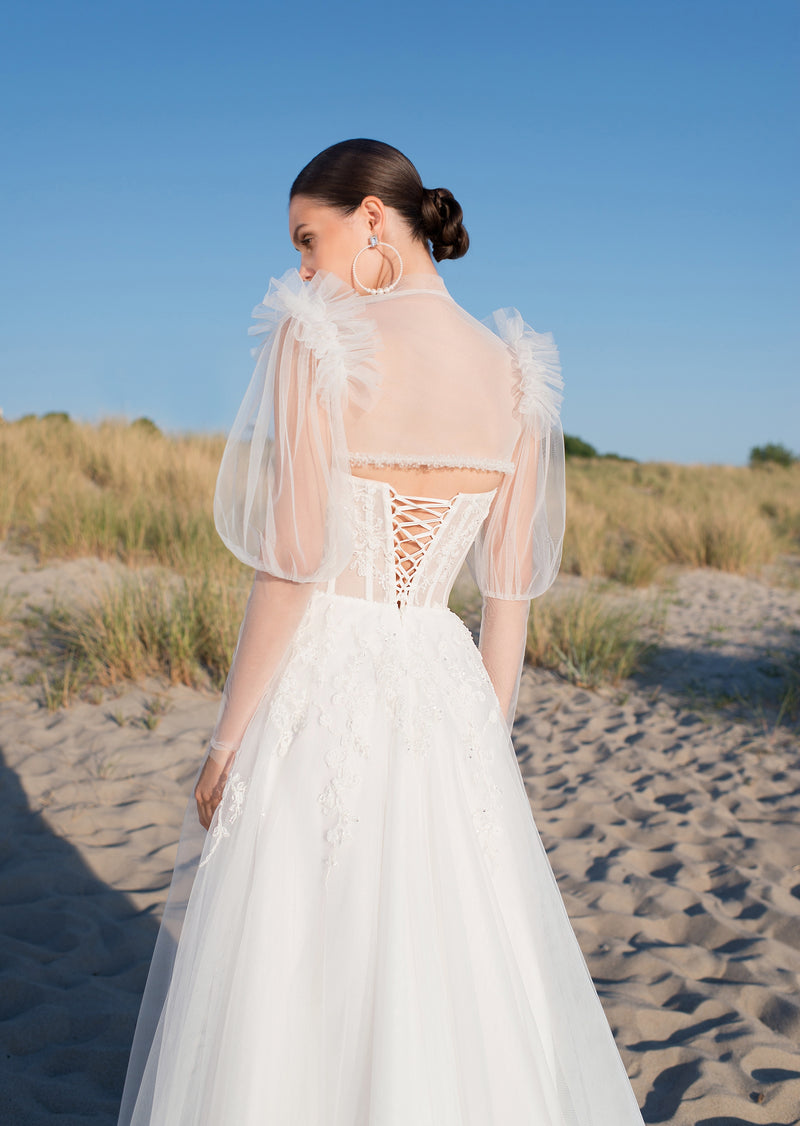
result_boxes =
[206,268,382,765]
[214,267,382,579]
[468,308,566,731]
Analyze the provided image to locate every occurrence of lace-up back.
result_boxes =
[390,490,457,606]
[325,477,497,609]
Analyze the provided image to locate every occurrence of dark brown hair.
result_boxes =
[290,138,469,262]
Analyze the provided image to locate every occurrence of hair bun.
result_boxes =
[420,185,469,261]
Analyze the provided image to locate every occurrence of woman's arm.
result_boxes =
[195,571,317,828]
[478,595,531,731]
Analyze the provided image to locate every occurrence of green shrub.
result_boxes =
[749,442,795,468]
[131,416,162,436]
[564,434,597,458]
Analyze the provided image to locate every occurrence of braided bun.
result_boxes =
[420,186,470,261]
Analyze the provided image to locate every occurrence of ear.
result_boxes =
[359,195,386,238]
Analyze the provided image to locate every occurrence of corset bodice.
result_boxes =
[324,476,496,610]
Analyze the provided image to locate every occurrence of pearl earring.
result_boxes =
[351,235,404,295]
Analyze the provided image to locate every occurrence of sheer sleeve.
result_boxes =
[468,308,566,732]
[207,268,382,764]
[214,267,382,578]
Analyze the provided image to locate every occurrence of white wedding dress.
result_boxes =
[117,268,646,1125]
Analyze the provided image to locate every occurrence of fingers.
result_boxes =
[195,784,213,831]
[195,781,227,831]
[194,751,234,832]
[197,799,211,831]
[195,790,217,831]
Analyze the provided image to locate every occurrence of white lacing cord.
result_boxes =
[389,489,455,605]
[349,451,515,474]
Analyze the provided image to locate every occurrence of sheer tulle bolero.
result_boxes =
[213,266,566,601]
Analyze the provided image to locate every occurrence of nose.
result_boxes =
[299,265,315,281]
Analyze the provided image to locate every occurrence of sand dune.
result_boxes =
[1,546,798,1124]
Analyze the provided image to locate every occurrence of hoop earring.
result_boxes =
[351,235,404,295]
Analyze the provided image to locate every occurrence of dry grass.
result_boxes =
[525,587,664,688]
[40,570,249,697]
[563,458,800,583]
[2,417,798,701]
[0,415,230,576]
[4,418,798,585]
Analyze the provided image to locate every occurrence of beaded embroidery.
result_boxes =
[349,451,515,474]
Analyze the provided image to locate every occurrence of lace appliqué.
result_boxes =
[267,597,338,758]
[413,493,495,606]
[314,611,435,881]
[349,451,515,474]
[438,618,506,868]
[314,609,445,882]
[316,642,375,880]
[348,479,395,599]
[199,772,249,868]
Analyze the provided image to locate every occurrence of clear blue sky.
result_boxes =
[1,0,797,464]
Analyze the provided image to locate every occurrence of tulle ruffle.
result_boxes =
[482,308,564,436]
[248,268,383,410]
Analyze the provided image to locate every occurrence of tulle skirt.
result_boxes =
[118,590,645,1126]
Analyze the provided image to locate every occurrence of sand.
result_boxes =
[0,545,798,1125]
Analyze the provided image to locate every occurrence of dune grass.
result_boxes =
[2,417,798,705]
[40,570,249,699]
[563,458,800,583]
[4,418,798,587]
[0,415,231,576]
[525,588,663,688]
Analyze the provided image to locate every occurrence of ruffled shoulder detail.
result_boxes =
[248,267,382,410]
[482,307,564,433]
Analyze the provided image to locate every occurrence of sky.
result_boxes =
[0,0,797,465]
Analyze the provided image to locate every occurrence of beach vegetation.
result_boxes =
[1,418,799,710]
[749,442,796,469]
[564,434,597,458]
[130,416,162,436]
[40,570,247,694]
[564,457,800,580]
[524,587,663,689]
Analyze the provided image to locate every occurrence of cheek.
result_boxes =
[315,236,357,284]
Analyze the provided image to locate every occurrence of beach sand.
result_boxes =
[1,546,798,1125]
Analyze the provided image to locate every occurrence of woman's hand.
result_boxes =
[195,750,234,831]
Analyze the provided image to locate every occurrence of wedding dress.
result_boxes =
[117,267,646,1125]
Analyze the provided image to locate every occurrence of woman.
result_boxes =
[118,138,646,1125]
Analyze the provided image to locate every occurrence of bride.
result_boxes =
[117,138,646,1125]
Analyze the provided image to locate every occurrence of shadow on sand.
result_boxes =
[0,747,162,1125]
[629,637,799,737]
